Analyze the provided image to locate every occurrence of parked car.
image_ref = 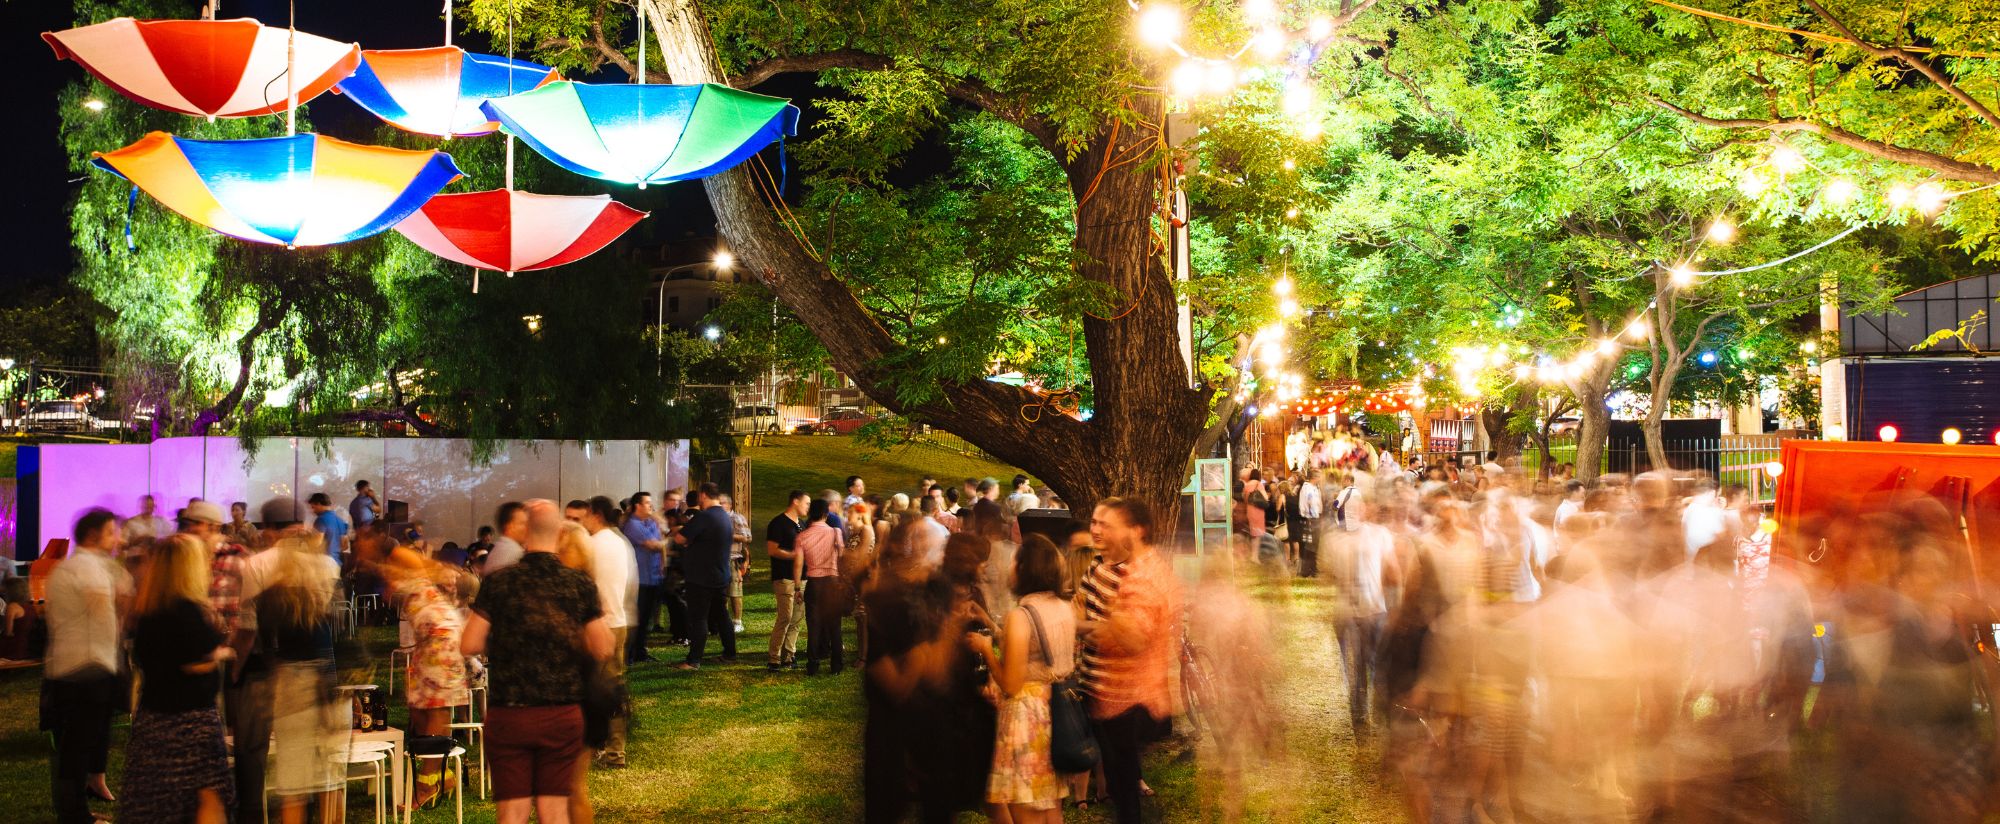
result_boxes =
[24,400,106,432]
[814,409,876,435]
[729,405,783,433]
[1548,417,1581,436]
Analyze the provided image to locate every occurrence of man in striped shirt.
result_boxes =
[1080,497,1180,824]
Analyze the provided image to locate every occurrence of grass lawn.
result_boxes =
[0,437,1407,821]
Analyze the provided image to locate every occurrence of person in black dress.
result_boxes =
[123,534,235,823]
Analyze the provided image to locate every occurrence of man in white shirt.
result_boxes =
[44,508,132,823]
[483,501,528,574]
[121,494,170,546]
[1326,494,1396,731]
[1298,469,1324,577]
[1682,478,1728,561]
[580,496,638,768]
[1004,475,1039,536]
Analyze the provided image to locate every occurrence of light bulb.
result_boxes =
[1877,424,1899,443]
[1171,61,1206,97]
[1254,27,1286,59]
[1707,218,1735,243]
[1285,207,1299,219]
[1823,178,1858,206]
[1279,299,1299,317]
[1914,182,1948,215]
[1626,319,1650,340]
[1763,461,1784,479]
[1307,16,1334,39]
[1824,423,1845,441]
[1738,171,1768,198]
[82,99,106,112]
[1596,338,1617,356]
[1297,119,1324,141]
[1670,265,1695,286]
[1281,85,1313,116]
[1943,427,1962,445]
[1887,184,1914,209]
[1138,4,1183,46]
[1273,277,1293,296]
[1769,145,1806,175]
[1281,158,1296,171]
[713,250,735,268]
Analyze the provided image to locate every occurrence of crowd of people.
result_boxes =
[11,435,1991,824]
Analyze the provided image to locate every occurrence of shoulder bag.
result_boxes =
[1022,600,1099,773]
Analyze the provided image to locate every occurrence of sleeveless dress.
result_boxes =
[398,577,469,710]
[987,592,1076,808]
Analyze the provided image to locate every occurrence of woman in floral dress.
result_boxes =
[369,542,470,807]
[967,535,1075,823]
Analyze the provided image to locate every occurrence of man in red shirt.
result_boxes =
[1081,498,1181,824]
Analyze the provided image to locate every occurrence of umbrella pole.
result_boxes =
[636,0,648,189]
[443,0,452,47]
[285,0,297,138]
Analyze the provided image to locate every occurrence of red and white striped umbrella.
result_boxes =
[44,17,359,119]
[394,189,646,291]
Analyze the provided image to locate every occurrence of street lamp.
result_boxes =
[703,326,721,341]
[656,250,736,375]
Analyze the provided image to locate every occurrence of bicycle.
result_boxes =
[1179,623,1221,744]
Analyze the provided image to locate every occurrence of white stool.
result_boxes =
[403,745,465,824]
[345,749,390,823]
[387,647,414,697]
[446,716,486,799]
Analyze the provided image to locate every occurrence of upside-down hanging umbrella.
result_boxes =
[394,189,646,290]
[92,131,462,247]
[44,17,360,119]
[480,82,798,188]
[335,46,560,138]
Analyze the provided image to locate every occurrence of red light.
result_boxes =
[1878,424,1899,443]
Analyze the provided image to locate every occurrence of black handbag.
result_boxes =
[1022,602,1099,773]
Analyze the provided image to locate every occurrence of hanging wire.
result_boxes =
[284,0,297,138]
[504,0,515,192]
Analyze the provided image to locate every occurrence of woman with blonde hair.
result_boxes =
[122,534,234,823]
[255,531,344,824]
[357,533,469,808]
[553,519,601,824]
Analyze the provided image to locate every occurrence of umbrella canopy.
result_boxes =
[93,131,462,247]
[395,189,646,275]
[480,82,798,187]
[336,47,560,138]
[44,17,360,119]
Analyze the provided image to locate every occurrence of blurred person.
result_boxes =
[967,534,1075,823]
[797,499,845,675]
[123,493,170,544]
[939,489,964,533]
[43,509,131,824]
[253,530,344,824]
[918,496,953,562]
[766,490,810,671]
[861,522,972,823]
[467,526,497,567]
[1082,498,1181,824]
[847,500,878,661]
[824,489,851,545]
[1553,480,1585,528]
[845,475,868,509]
[670,483,738,670]
[305,492,347,565]
[655,490,690,646]
[622,491,668,664]
[1186,552,1278,823]
[579,496,637,768]
[486,501,529,574]
[1681,477,1727,562]
[121,534,234,824]
[1328,492,1397,730]
[223,498,302,823]
[1297,469,1324,578]
[223,501,258,547]
[463,499,614,824]
[361,537,469,807]
[1241,469,1267,558]
[349,479,379,529]
[0,576,37,661]
[722,494,751,633]
[1005,475,1039,539]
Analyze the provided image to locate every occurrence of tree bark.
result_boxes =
[192,305,279,436]
[643,0,1213,526]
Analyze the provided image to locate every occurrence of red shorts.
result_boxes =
[485,704,584,800]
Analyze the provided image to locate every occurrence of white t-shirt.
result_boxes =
[589,526,639,629]
[44,547,132,679]
[1329,524,1391,618]
[1682,494,1727,559]
[236,546,340,636]
[1005,491,1039,522]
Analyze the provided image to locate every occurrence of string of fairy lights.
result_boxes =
[1129,2,1995,423]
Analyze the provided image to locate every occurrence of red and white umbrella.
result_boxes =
[44,17,359,119]
[394,189,647,291]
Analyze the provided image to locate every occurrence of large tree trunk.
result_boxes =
[1478,384,1536,463]
[192,306,278,435]
[1563,360,1616,482]
[645,0,1212,526]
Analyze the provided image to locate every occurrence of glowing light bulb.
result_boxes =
[1769,145,1806,175]
[1698,350,1718,366]
[1670,265,1695,286]
[1279,298,1299,317]
[1297,119,1323,141]
[1171,61,1206,97]
[82,99,106,112]
[1738,171,1768,197]
[1307,16,1335,39]
[1253,27,1286,59]
[1273,276,1293,296]
[1800,339,1817,354]
[1138,4,1183,46]
[1512,364,1531,379]
[1204,61,1238,94]
[1707,218,1735,243]
[1763,461,1784,479]
[1626,319,1650,340]
[1596,338,1617,356]
[1281,158,1296,171]
[713,250,735,269]
[1824,423,1845,441]
[1242,0,1276,23]
[1285,207,1299,219]
[1887,184,1914,209]
[1823,178,1858,206]
[1877,424,1899,443]
[1914,182,1948,215]
[1281,85,1313,116]
[1943,427,1962,445]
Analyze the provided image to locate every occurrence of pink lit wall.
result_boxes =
[26,437,690,553]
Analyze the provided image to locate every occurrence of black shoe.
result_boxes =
[767,662,784,672]
[717,656,738,665]
[806,662,819,676]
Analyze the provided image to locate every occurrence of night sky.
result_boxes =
[2,0,823,288]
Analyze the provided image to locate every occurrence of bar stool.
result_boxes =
[446,701,487,799]
[403,745,466,824]
[345,748,391,823]
[386,647,414,697]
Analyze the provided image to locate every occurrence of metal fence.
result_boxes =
[1423,434,1791,501]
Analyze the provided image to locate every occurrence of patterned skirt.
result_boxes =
[986,681,1067,809]
[120,707,234,822]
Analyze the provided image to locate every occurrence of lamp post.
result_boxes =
[656,251,734,377]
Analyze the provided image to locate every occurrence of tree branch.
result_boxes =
[724,49,1063,156]
[1798,0,2000,129]
[1648,98,2000,184]
[728,48,892,87]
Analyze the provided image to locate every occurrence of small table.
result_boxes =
[352,726,407,813]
